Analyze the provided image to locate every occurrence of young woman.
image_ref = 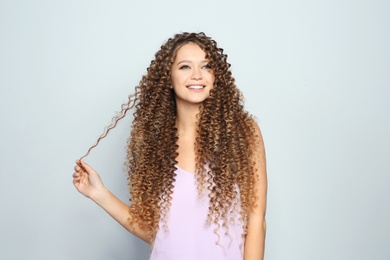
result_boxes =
[73,32,267,259]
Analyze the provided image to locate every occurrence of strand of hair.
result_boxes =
[79,92,138,160]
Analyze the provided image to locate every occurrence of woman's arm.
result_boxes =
[244,123,268,260]
[73,160,150,243]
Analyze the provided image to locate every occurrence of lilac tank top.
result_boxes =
[150,166,244,260]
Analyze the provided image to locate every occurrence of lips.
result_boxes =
[187,85,205,89]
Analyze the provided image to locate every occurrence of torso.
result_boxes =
[176,133,196,173]
[157,120,244,259]
[150,166,244,260]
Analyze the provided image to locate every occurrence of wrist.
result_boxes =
[90,186,111,206]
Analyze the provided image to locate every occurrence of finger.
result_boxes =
[73,178,80,186]
[73,177,80,184]
[75,160,88,174]
[73,173,80,181]
[76,160,85,170]
[78,160,94,173]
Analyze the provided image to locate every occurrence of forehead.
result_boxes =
[174,43,207,61]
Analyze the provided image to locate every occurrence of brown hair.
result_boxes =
[80,32,259,242]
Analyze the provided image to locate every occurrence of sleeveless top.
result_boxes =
[150,166,244,260]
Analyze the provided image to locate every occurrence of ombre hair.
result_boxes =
[81,32,260,242]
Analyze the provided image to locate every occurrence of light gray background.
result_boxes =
[0,0,389,259]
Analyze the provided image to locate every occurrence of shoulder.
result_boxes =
[247,119,266,172]
[247,118,265,148]
[250,119,261,136]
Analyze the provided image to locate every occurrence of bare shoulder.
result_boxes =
[247,118,267,194]
[248,119,266,159]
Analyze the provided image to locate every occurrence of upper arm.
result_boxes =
[244,121,267,259]
[252,121,267,217]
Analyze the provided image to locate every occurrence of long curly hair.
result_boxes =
[80,32,259,243]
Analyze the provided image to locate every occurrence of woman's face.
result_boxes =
[170,43,215,108]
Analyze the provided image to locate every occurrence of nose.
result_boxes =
[191,68,203,80]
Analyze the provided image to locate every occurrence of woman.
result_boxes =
[73,32,267,259]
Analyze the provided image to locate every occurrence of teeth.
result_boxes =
[188,85,204,89]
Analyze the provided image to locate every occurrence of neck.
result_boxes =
[175,103,200,137]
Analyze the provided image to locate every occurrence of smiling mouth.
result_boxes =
[187,85,205,89]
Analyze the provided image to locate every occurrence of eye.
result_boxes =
[202,64,212,70]
[179,65,190,69]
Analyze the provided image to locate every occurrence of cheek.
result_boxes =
[208,74,215,85]
[171,71,185,84]
[170,72,178,87]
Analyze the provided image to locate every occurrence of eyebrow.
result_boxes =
[176,59,209,65]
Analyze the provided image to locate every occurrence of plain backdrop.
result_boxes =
[0,0,389,259]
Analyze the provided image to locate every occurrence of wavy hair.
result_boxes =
[80,32,259,242]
